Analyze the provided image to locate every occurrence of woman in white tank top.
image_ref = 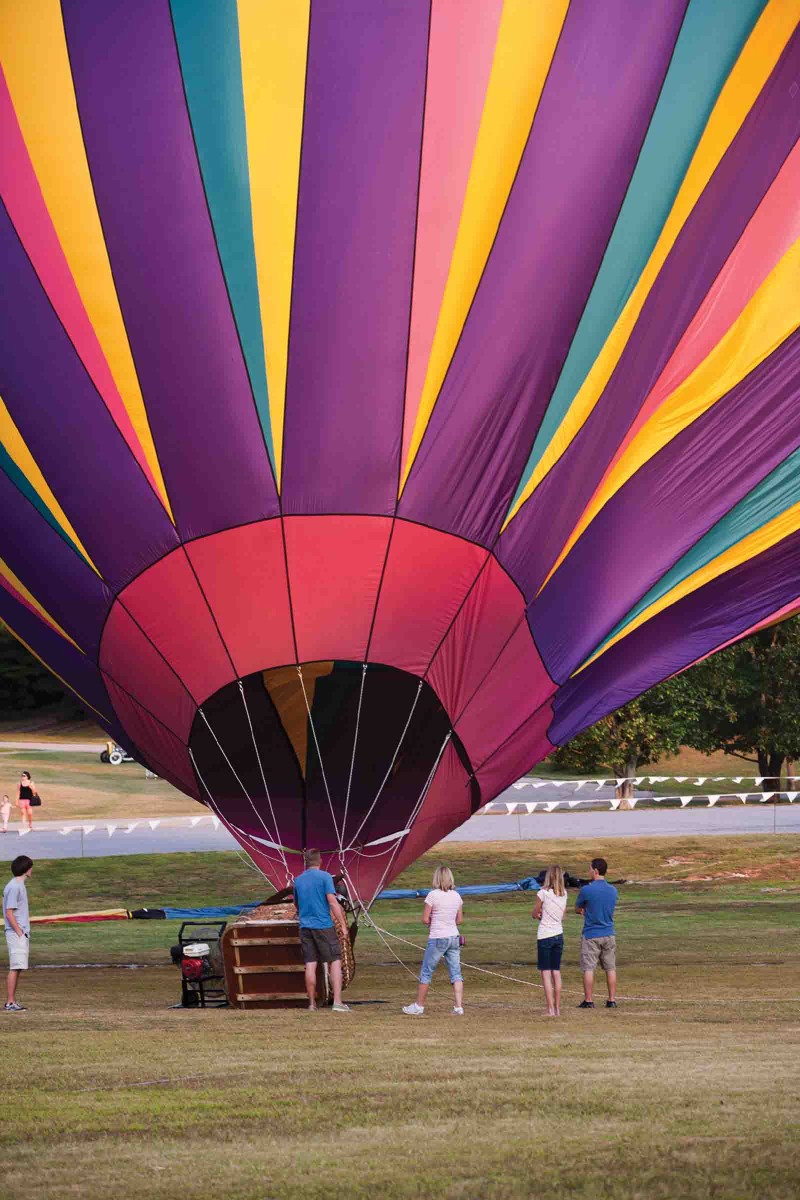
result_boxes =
[533,865,568,1016]
[403,865,464,1016]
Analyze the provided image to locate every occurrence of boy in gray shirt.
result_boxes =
[4,855,33,1012]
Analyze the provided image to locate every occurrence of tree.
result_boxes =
[547,676,690,807]
[679,616,800,794]
[0,622,81,716]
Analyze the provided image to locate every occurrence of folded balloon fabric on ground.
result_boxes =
[2,1,800,897]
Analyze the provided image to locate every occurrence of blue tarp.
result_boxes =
[159,878,543,920]
[376,877,542,899]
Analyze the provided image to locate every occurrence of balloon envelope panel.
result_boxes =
[2,1,800,895]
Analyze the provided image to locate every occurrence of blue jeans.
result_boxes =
[419,936,462,984]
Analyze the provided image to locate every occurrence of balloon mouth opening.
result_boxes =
[188,660,478,855]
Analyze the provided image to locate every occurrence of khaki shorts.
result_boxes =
[580,935,616,972]
[5,930,29,971]
[299,927,341,964]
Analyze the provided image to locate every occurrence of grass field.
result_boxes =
[0,747,198,819]
[0,741,782,827]
[2,838,799,1199]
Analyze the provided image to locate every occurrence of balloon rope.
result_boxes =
[198,707,281,846]
[188,747,282,880]
[237,681,292,884]
[352,730,451,910]
[296,665,343,852]
[342,663,368,848]
[344,679,425,853]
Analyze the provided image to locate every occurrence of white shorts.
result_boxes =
[5,930,29,970]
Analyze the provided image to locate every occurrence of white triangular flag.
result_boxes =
[525,802,538,813]
[649,776,667,783]
[759,793,773,803]
[512,780,529,790]
[59,826,77,836]
[680,796,693,807]
[609,798,621,811]
[533,781,549,789]
[694,778,707,786]
[106,823,117,837]
[189,816,203,827]
[712,776,726,782]
[545,801,559,812]
[732,777,743,784]
[552,780,565,788]
[675,776,687,783]
[615,777,628,788]
[124,821,140,833]
[505,802,517,813]
[786,792,798,803]
[148,819,161,830]
[754,776,764,786]
[736,794,748,803]
[18,828,30,837]
[568,800,581,809]
[634,777,643,785]
[706,796,720,807]
[628,796,639,808]
[574,781,586,791]
[81,824,96,834]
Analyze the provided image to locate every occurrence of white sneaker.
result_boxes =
[331,1002,351,1012]
[402,1002,424,1016]
[452,1006,464,1015]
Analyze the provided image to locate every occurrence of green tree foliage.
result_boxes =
[548,615,800,798]
[676,617,800,789]
[0,622,80,715]
[548,677,689,802]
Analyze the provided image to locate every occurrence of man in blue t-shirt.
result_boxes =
[575,857,618,1010]
[293,849,350,1012]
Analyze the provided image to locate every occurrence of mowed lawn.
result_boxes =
[2,839,800,1200]
[0,747,198,819]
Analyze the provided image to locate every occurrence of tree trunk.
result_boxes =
[758,748,784,800]
[616,757,638,810]
[785,758,795,791]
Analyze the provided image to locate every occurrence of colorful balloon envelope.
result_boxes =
[2,1,800,898]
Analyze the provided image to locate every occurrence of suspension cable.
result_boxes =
[188,747,281,883]
[237,680,291,883]
[342,663,368,848]
[342,730,451,914]
[296,665,343,851]
[344,678,425,852]
[363,731,451,907]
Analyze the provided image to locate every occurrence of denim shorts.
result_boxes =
[419,936,462,984]
[537,934,564,972]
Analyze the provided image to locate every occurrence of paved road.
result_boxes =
[3,798,798,860]
[444,804,800,841]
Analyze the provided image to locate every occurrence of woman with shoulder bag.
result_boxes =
[17,772,39,832]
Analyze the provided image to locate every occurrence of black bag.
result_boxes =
[30,794,42,807]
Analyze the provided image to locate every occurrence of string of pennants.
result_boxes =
[487,792,798,814]
[12,814,224,839]
[512,775,800,789]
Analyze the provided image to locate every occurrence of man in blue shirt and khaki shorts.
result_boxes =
[293,849,350,1012]
[575,857,618,1009]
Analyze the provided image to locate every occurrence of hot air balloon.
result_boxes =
[2,0,800,903]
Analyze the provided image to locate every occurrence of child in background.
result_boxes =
[0,795,10,833]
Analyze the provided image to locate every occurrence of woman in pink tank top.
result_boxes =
[402,865,464,1017]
